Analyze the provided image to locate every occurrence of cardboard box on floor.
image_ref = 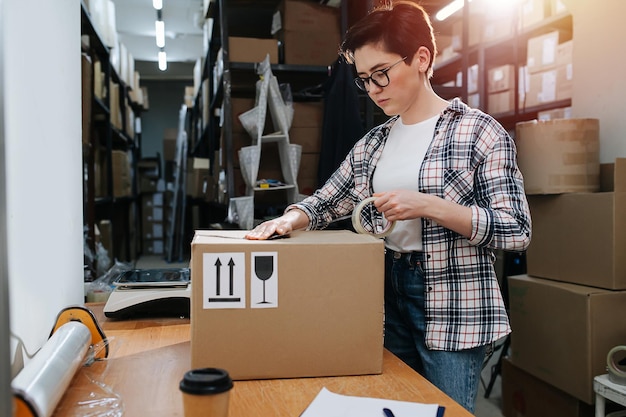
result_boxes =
[190,230,385,380]
[502,358,595,417]
[526,158,626,290]
[507,275,626,404]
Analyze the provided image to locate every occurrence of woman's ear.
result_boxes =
[415,46,431,73]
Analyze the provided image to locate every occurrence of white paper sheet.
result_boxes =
[300,387,444,417]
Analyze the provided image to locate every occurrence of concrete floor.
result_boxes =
[476,348,505,417]
[134,254,506,417]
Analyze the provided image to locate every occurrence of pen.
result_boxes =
[383,408,395,417]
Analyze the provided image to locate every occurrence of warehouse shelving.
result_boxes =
[81,1,143,275]
[431,2,573,131]
[189,0,330,227]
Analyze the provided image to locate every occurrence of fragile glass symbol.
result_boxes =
[254,256,273,304]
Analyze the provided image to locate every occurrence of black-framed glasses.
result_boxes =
[354,57,407,92]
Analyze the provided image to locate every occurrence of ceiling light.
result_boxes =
[153,0,163,10]
[155,20,165,48]
[436,0,470,21]
[158,50,167,71]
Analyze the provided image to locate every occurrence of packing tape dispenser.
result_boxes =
[607,345,626,385]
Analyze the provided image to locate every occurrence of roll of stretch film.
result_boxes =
[607,345,626,385]
[352,197,395,238]
[12,305,109,417]
[12,321,92,417]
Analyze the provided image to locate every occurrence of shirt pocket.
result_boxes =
[443,169,475,205]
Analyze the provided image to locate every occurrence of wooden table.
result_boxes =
[52,304,473,417]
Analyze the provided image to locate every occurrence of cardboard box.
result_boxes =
[282,30,341,66]
[507,275,626,404]
[139,177,165,194]
[190,230,385,380]
[524,68,557,108]
[551,0,569,15]
[556,63,573,101]
[502,358,595,417]
[466,64,479,94]
[143,238,164,255]
[187,158,211,199]
[524,65,572,108]
[520,0,547,28]
[515,118,600,195]
[487,64,515,93]
[228,37,279,64]
[275,0,340,33]
[142,221,164,240]
[289,127,322,153]
[142,192,164,208]
[537,106,572,121]
[526,159,626,289]
[488,90,515,114]
[292,101,324,128]
[297,152,319,195]
[452,13,483,52]
[526,30,571,74]
[557,39,573,67]
[163,128,178,161]
[483,16,514,43]
[184,85,195,108]
[141,196,164,221]
[111,150,132,197]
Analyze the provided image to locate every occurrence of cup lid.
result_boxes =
[179,368,233,395]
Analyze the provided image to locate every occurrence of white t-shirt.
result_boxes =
[372,115,438,252]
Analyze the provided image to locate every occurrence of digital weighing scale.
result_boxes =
[103,268,191,319]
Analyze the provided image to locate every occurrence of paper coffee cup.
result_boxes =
[180,368,233,417]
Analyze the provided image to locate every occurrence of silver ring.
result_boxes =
[351,197,395,238]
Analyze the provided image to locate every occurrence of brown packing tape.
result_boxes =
[561,152,598,166]
[547,174,601,188]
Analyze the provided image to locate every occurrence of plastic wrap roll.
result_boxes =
[352,197,395,238]
[608,345,626,385]
[12,321,92,417]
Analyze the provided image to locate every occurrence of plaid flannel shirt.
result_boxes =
[289,98,532,350]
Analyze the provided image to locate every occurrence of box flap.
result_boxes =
[614,158,626,192]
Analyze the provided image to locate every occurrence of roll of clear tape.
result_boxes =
[12,321,92,417]
[352,197,395,238]
[607,345,626,385]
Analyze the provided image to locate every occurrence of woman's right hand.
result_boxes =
[244,209,308,240]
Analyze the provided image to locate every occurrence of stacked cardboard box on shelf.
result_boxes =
[141,192,165,256]
[137,149,166,256]
[506,119,626,413]
[111,150,133,197]
[187,157,212,201]
[272,0,341,66]
[521,30,573,109]
[487,64,516,114]
[291,101,323,195]
[228,37,279,64]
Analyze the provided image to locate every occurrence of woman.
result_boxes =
[246,1,531,412]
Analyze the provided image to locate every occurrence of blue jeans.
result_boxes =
[383,249,486,413]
